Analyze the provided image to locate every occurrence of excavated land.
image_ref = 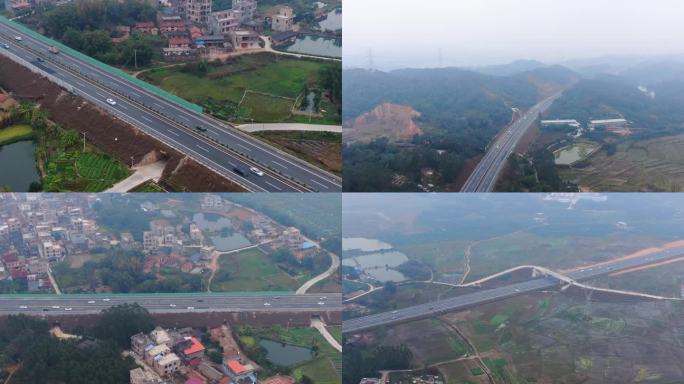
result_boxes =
[0,56,245,192]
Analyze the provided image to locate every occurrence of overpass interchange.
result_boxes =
[343,246,684,334]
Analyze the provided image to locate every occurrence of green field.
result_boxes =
[43,150,130,192]
[141,53,338,123]
[0,124,33,145]
[210,248,299,292]
[239,92,294,122]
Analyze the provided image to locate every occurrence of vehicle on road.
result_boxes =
[250,167,264,177]
[195,126,207,132]
[102,298,110,302]
[36,57,44,62]
[106,98,117,106]
[169,304,177,308]
[2,44,9,49]
[87,300,95,304]
[48,46,59,54]
[19,305,27,309]
[51,305,60,309]
[197,299,204,302]
[65,307,72,311]
[232,167,248,177]
[264,302,271,306]
[42,308,48,312]
[187,306,195,310]
[14,36,22,41]
[317,301,325,305]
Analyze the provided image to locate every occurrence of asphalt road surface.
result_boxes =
[0,292,342,315]
[343,246,684,334]
[0,20,341,192]
[461,93,562,192]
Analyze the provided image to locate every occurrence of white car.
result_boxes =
[169,304,177,308]
[317,302,325,305]
[51,305,60,309]
[19,305,28,309]
[263,302,271,306]
[2,44,9,49]
[87,300,96,304]
[64,307,72,311]
[103,298,110,302]
[250,167,264,177]
[320,296,327,300]
[106,98,117,106]
[14,36,22,41]
[187,306,195,310]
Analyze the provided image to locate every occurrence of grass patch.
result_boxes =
[43,150,130,192]
[239,92,294,122]
[0,124,33,145]
[140,53,339,123]
[210,248,299,292]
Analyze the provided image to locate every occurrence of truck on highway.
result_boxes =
[48,46,59,54]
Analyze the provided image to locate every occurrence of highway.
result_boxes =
[342,246,684,334]
[0,19,341,192]
[461,93,562,192]
[0,292,342,315]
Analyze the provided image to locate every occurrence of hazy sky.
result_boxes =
[344,0,684,70]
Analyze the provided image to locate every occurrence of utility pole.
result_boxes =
[134,49,137,69]
[82,132,86,152]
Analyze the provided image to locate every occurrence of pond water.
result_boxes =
[193,212,233,231]
[259,339,313,367]
[554,143,599,165]
[284,35,341,58]
[193,213,251,251]
[318,9,341,31]
[303,91,316,113]
[342,237,393,252]
[342,250,409,282]
[210,233,251,252]
[0,140,40,192]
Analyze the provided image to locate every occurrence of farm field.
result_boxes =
[43,150,130,192]
[559,133,684,192]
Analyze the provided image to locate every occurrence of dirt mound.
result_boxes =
[0,56,244,192]
[345,103,423,143]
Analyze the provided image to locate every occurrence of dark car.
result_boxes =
[36,57,44,62]
[195,126,207,132]
[232,167,248,177]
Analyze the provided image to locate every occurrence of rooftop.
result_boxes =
[183,337,206,355]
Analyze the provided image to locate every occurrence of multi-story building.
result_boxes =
[223,359,257,384]
[271,6,294,32]
[232,0,256,21]
[185,0,212,24]
[155,353,181,376]
[228,30,260,50]
[40,241,64,260]
[129,368,165,384]
[209,9,242,35]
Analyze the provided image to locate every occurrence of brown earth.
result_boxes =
[344,103,423,143]
[0,56,245,192]
[256,131,341,174]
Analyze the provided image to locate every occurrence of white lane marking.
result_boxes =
[179,115,190,122]
[228,162,236,167]
[311,179,329,190]
[265,181,282,191]
[237,143,252,152]
[95,91,106,98]
[118,103,128,111]
[168,130,180,137]
[271,160,288,169]
[196,145,210,153]
[131,91,142,98]
[140,115,153,123]
[154,103,164,109]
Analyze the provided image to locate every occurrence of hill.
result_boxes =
[471,59,547,77]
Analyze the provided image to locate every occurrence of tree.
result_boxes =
[91,304,154,348]
[60,130,80,147]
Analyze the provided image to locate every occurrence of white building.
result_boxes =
[541,119,581,128]
[232,0,256,21]
[184,0,212,23]
[40,241,64,259]
[210,9,242,34]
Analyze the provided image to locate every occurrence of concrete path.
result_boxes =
[296,243,340,294]
[236,123,342,133]
[106,161,166,192]
[47,264,61,295]
[311,318,342,352]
